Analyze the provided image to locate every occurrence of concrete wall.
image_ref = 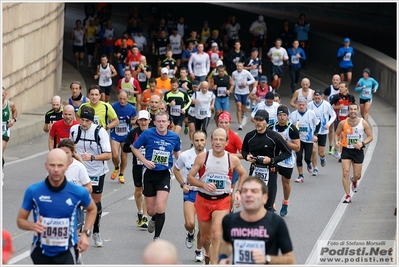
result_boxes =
[2,3,65,114]
[308,30,397,107]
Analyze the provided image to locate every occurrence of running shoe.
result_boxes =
[204,253,210,265]
[320,157,327,167]
[338,157,342,163]
[241,113,248,126]
[312,168,319,176]
[184,125,189,135]
[185,230,195,249]
[328,146,334,155]
[118,175,125,184]
[111,168,119,180]
[333,149,341,159]
[194,250,204,262]
[343,194,352,203]
[280,204,288,217]
[295,175,304,183]
[77,254,83,265]
[307,163,313,173]
[238,125,243,131]
[153,237,160,242]
[136,213,143,227]
[148,218,155,233]
[141,216,148,228]
[351,176,358,193]
[93,233,103,247]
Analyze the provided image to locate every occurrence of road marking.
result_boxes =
[8,212,111,264]
[305,115,379,264]
[5,150,48,166]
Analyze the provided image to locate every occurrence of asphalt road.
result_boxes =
[3,3,396,265]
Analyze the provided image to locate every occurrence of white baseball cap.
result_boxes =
[216,60,223,67]
[138,110,150,120]
[161,67,168,74]
[211,42,218,47]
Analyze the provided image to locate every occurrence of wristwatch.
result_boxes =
[180,183,185,188]
[13,117,17,122]
[91,155,95,162]
[362,141,366,147]
[265,254,271,264]
[82,229,92,237]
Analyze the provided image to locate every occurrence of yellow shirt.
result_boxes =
[77,101,117,127]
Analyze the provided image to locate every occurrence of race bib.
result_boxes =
[250,68,258,77]
[233,239,265,265]
[238,79,246,89]
[130,61,138,69]
[137,72,146,82]
[170,105,181,116]
[151,150,170,166]
[93,115,100,125]
[2,122,7,134]
[268,118,275,125]
[137,148,146,165]
[115,123,129,136]
[343,53,352,61]
[291,55,299,64]
[273,56,281,64]
[362,87,371,98]
[87,36,95,43]
[102,76,110,83]
[205,174,228,193]
[41,217,69,247]
[159,47,166,55]
[299,125,309,137]
[168,69,174,78]
[217,87,227,97]
[198,107,208,116]
[195,62,203,69]
[74,39,82,45]
[346,134,360,149]
[252,166,269,185]
[235,57,240,64]
[107,33,113,40]
[339,106,348,117]
[188,107,195,116]
[90,176,99,186]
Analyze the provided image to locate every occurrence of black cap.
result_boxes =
[265,92,274,100]
[192,80,200,87]
[314,89,322,96]
[254,109,269,122]
[277,105,289,115]
[251,47,258,52]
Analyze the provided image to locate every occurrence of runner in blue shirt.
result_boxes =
[337,37,354,86]
[287,39,306,93]
[354,68,379,122]
[16,149,97,264]
[110,90,137,183]
[132,111,181,241]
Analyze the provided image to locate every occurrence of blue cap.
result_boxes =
[343,38,350,43]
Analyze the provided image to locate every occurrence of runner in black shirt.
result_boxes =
[241,109,291,212]
[218,177,295,264]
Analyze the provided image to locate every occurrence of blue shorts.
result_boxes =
[183,190,198,203]
[215,97,230,111]
[102,45,114,55]
[76,206,85,229]
[110,133,129,143]
[234,93,249,105]
[271,65,284,78]
[232,170,239,184]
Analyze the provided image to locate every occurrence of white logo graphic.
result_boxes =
[39,195,52,202]
[66,198,73,206]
